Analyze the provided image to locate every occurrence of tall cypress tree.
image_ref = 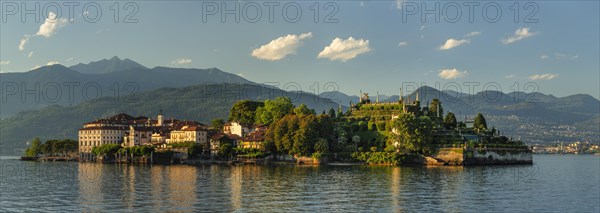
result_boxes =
[473,113,487,130]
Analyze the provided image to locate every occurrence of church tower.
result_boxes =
[157,109,164,126]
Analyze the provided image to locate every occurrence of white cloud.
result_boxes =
[37,12,68,37]
[31,65,41,70]
[439,38,470,50]
[18,12,68,51]
[505,74,516,79]
[171,58,192,65]
[317,37,371,62]
[502,27,537,44]
[465,31,481,37]
[398,41,408,46]
[46,61,60,66]
[0,60,9,65]
[251,32,312,61]
[529,73,558,80]
[540,52,578,60]
[554,52,578,59]
[28,51,34,58]
[66,57,74,62]
[438,68,467,79]
[237,73,244,77]
[19,35,30,51]
[396,0,405,9]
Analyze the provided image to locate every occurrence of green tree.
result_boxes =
[293,104,314,116]
[429,98,443,117]
[92,144,121,156]
[188,144,203,157]
[219,143,233,159]
[263,139,276,153]
[473,113,488,130]
[211,118,225,130]
[266,113,334,156]
[229,100,264,124]
[328,108,336,118]
[24,138,42,157]
[443,112,458,130]
[352,135,361,150]
[314,138,329,153]
[255,97,294,125]
[315,114,334,143]
[292,115,318,156]
[391,114,433,153]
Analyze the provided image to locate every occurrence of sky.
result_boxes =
[1,1,599,99]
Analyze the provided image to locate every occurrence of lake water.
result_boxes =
[1,155,598,212]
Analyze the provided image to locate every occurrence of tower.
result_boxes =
[376,91,379,103]
[157,109,164,126]
[416,91,420,102]
[359,90,363,102]
[399,88,403,103]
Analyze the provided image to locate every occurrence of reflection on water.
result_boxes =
[1,155,599,212]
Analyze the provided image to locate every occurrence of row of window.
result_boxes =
[80,140,121,147]
[80,136,123,140]
[80,130,124,134]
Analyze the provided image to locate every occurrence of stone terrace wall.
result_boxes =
[463,148,533,165]
[432,147,532,166]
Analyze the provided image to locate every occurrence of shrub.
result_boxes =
[368,122,377,131]
[358,121,368,131]
[351,151,404,165]
[376,122,386,131]
[385,122,392,131]
[351,123,360,132]
[92,144,121,156]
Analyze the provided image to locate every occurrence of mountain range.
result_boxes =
[0,57,249,118]
[0,57,598,155]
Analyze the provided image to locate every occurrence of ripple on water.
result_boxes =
[0,155,598,212]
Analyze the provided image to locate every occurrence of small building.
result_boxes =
[165,125,209,146]
[223,121,254,137]
[238,128,267,151]
[123,126,155,147]
[209,133,231,156]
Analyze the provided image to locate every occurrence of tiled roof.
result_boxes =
[242,129,266,142]
[180,125,207,131]
[211,133,225,140]
[79,126,128,131]
[225,133,241,140]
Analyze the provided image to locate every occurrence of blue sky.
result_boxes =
[1,1,598,99]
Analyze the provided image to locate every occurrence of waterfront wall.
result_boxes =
[432,148,532,166]
[463,148,533,165]
[432,148,464,166]
[268,154,325,165]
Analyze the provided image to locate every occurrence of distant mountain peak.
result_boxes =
[69,56,147,74]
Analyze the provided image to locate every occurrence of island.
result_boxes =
[23,92,532,166]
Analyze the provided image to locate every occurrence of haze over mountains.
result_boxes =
[0,57,598,155]
[0,57,250,117]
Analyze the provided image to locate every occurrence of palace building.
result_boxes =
[78,111,209,153]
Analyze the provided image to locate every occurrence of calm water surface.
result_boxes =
[1,155,599,212]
